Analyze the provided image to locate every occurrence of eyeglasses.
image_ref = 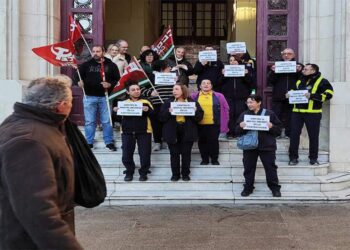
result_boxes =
[281,52,293,55]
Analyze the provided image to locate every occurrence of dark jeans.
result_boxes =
[122,133,152,176]
[242,149,281,191]
[150,104,163,143]
[272,99,293,136]
[198,124,220,162]
[167,124,194,177]
[226,98,247,136]
[289,112,322,161]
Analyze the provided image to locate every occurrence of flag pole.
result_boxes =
[169,26,180,75]
[133,57,164,104]
[100,58,113,127]
[74,17,93,57]
[75,67,87,101]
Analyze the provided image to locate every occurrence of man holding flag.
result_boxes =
[74,45,120,151]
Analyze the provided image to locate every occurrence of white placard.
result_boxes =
[226,42,247,54]
[117,101,143,116]
[198,50,217,62]
[243,115,270,131]
[224,65,245,77]
[275,61,297,73]
[288,90,309,104]
[154,72,177,85]
[170,102,196,116]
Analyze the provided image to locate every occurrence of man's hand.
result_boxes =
[101,81,111,89]
[271,65,276,72]
[78,81,84,88]
[113,107,119,112]
[267,122,273,129]
[142,106,149,112]
[285,92,290,98]
[305,92,311,99]
[201,60,208,66]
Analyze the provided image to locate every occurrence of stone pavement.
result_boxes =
[75,203,350,250]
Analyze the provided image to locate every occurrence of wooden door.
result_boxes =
[60,0,104,125]
[256,0,299,108]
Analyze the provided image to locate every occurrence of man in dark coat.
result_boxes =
[167,46,194,86]
[267,48,303,138]
[0,76,83,249]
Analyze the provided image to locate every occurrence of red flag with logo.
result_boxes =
[32,39,76,67]
[69,15,83,43]
[151,27,175,59]
[109,57,151,100]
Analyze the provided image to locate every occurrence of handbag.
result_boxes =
[65,119,107,208]
[237,109,266,150]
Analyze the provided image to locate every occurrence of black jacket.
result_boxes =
[292,72,333,112]
[193,60,224,91]
[74,57,120,96]
[221,65,254,100]
[167,56,194,86]
[118,98,154,134]
[267,60,303,101]
[235,108,282,151]
[159,97,204,144]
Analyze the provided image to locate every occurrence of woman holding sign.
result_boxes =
[191,79,229,165]
[221,55,254,138]
[159,83,204,181]
[235,95,282,197]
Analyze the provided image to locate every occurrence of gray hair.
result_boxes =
[23,76,72,111]
[115,39,127,48]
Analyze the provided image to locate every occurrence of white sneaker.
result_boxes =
[153,143,161,151]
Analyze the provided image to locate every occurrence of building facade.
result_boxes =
[0,0,349,172]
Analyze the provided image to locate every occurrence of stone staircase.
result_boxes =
[85,128,350,205]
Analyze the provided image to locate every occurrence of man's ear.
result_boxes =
[56,101,65,113]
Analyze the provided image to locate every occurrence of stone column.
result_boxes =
[299,0,350,171]
[0,0,61,122]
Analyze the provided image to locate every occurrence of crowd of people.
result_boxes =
[0,40,334,248]
[72,41,334,198]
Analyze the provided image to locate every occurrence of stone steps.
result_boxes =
[101,162,329,178]
[77,127,350,205]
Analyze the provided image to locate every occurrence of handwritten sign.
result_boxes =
[288,90,309,104]
[226,42,246,54]
[117,101,143,116]
[224,65,245,77]
[243,115,270,131]
[170,102,195,116]
[155,72,177,85]
[198,50,217,62]
[275,61,296,73]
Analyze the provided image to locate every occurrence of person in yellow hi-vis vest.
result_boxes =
[287,64,334,166]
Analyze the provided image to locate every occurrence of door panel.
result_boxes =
[60,0,104,125]
[256,0,298,108]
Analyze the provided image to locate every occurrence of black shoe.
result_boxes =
[124,174,133,181]
[106,143,117,151]
[272,190,282,197]
[288,159,299,165]
[88,144,94,149]
[200,161,209,165]
[170,175,180,181]
[241,189,253,197]
[211,160,220,165]
[309,159,320,165]
[182,176,191,181]
[139,175,148,181]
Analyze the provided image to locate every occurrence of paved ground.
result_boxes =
[75,203,350,250]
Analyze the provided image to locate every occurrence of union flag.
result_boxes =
[32,39,76,67]
[151,27,175,60]
[109,57,151,101]
[69,15,83,43]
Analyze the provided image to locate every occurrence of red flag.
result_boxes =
[151,27,175,59]
[32,39,76,67]
[69,15,83,43]
[109,57,150,100]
